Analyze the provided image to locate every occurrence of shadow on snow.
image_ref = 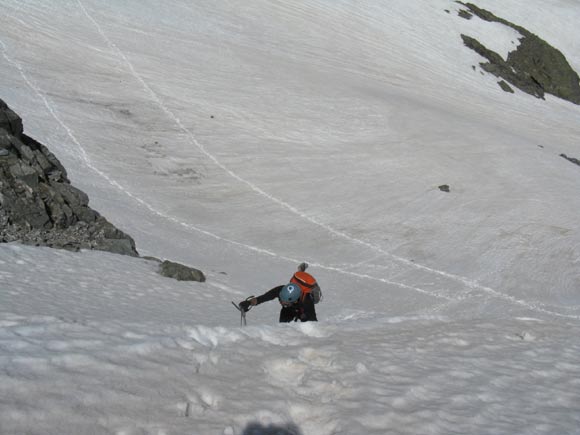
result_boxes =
[241,421,303,435]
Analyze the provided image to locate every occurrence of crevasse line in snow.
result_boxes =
[74,2,470,284]
[0,36,451,302]
[0,39,274,257]
[3,27,574,322]
[73,2,580,321]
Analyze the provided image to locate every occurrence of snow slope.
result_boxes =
[1,0,580,434]
[2,245,580,435]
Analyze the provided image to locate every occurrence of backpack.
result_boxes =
[290,271,322,304]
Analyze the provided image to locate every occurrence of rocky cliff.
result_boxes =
[0,98,139,256]
[458,2,580,105]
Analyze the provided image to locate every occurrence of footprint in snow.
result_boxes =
[181,387,221,417]
[297,347,340,371]
[263,358,308,386]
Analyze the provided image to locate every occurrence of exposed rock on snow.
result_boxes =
[158,259,206,282]
[459,2,580,104]
[497,80,514,94]
[0,99,22,136]
[560,153,580,168]
[0,98,138,256]
[457,9,473,20]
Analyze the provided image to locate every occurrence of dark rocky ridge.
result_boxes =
[458,2,580,105]
[1,98,206,282]
[0,98,138,256]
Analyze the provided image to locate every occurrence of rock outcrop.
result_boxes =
[458,2,580,104]
[158,259,206,282]
[0,98,138,256]
[560,154,580,168]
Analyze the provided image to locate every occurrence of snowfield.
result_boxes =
[2,245,579,435]
[1,0,580,434]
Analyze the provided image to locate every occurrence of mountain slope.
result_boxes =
[1,245,579,435]
[1,0,580,433]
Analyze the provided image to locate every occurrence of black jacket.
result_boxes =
[256,285,318,322]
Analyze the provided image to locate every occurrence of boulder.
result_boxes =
[498,80,514,94]
[159,260,206,282]
[560,154,580,167]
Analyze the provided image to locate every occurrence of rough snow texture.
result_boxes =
[2,245,579,435]
[1,0,580,434]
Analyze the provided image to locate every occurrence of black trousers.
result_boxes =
[279,306,317,322]
[279,307,299,322]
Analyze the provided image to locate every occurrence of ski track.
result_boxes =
[2,3,579,320]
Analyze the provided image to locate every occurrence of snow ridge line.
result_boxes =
[0,37,450,302]
[73,3,580,321]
